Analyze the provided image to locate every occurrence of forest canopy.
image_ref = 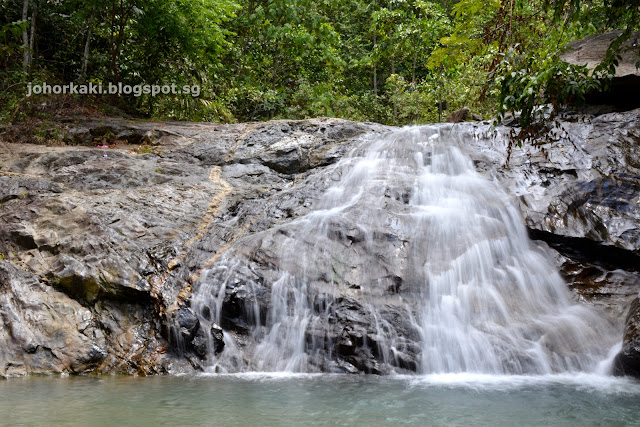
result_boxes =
[1,0,639,126]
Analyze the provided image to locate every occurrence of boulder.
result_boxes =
[560,31,640,108]
[0,261,106,377]
[613,297,640,377]
[561,31,640,78]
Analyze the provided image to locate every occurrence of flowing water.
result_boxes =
[190,126,619,375]
[1,126,637,425]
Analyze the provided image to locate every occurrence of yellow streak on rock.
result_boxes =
[184,166,232,247]
[157,165,232,312]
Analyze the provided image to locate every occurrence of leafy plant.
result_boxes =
[492,46,603,149]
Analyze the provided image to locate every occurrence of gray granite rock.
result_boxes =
[0,113,638,375]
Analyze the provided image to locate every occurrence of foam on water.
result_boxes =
[200,371,329,381]
[194,370,640,395]
[406,373,640,394]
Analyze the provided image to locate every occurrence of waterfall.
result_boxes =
[189,126,617,374]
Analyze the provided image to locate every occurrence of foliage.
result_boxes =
[494,0,638,146]
[0,20,28,123]
[0,20,26,67]
[493,46,602,142]
[0,0,638,129]
[430,0,639,152]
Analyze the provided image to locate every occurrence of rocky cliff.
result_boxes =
[0,112,638,377]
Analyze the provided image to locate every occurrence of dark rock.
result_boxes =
[115,129,144,144]
[210,324,225,355]
[176,307,200,341]
[191,333,208,359]
[168,306,225,360]
[613,297,640,377]
[64,127,93,145]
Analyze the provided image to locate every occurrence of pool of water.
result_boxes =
[2,373,640,426]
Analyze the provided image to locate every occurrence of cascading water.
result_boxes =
[189,126,618,375]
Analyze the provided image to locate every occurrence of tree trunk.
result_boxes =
[374,64,377,96]
[438,75,443,123]
[27,2,37,77]
[271,40,279,86]
[108,0,117,82]
[373,30,377,95]
[389,0,394,76]
[80,12,95,83]
[21,0,29,73]
[108,0,133,85]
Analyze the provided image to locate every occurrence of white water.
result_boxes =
[190,126,618,375]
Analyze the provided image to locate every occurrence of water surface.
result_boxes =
[2,374,639,426]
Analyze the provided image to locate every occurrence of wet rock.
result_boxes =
[1,117,385,375]
[455,109,640,256]
[176,307,200,342]
[613,297,640,378]
[172,306,225,359]
[176,112,640,374]
[451,109,640,367]
[210,324,225,355]
[1,113,639,376]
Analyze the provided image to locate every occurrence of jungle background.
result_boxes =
[0,0,638,129]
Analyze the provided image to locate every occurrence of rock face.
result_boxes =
[451,110,640,376]
[458,110,640,308]
[0,112,639,376]
[0,118,381,376]
[613,297,640,377]
[0,261,106,376]
[561,32,640,78]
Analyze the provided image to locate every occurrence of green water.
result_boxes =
[1,373,640,426]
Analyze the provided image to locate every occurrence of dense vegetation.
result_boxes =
[0,0,638,128]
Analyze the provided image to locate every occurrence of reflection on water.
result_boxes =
[1,374,639,426]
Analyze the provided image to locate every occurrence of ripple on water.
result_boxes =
[1,374,640,425]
